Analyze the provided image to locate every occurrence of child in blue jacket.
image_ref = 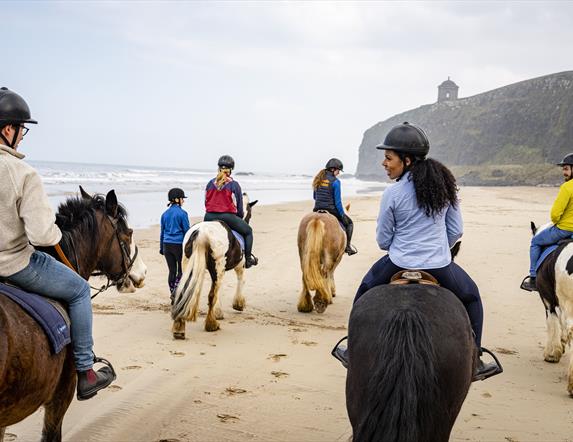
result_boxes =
[160,188,190,297]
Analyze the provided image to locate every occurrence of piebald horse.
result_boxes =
[297,206,348,313]
[0,188,146,442]
[171,194,258,337]
[531,221,573,396]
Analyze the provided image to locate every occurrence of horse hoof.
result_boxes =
[544,355,561,363]
[297,304,313,313]
[205,322,220,332]
[314,300,327,314]
[173,332,185,340]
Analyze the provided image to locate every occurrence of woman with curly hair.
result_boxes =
[352,122,498,380]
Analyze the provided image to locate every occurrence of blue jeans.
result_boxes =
[8,251,94,371]
[354,254,484,348]
[529,225,572,277]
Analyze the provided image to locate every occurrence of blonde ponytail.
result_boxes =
[312,169,327,191]
[215,168,231,189]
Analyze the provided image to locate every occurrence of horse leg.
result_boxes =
[205,277,221,332]
[0,427,5,442]
[313,284,330,314]
[297,276,313,313]
[41,354,75,442]
[328,272,336,302]
[544,309,563,363]
[172,318,186,340]
[232,264,246,311]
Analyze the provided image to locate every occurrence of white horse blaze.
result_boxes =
[553,242,573,395]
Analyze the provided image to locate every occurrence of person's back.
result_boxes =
[204,155,258,268]
[312,158,357,256]
[0,87,115,400]
[160,188,190,296]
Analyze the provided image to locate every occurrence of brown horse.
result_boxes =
[0,187,146,442]
[297,210,346,313]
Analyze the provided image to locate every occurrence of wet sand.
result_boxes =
[7,186,573,441]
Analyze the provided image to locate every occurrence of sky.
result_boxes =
[3,1,573,174]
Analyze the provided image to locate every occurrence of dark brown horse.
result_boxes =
[0,187,146,442]
[346,283,476,442]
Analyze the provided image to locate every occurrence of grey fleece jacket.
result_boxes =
[0,144,62,276]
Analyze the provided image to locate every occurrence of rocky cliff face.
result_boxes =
[356,71,573,185]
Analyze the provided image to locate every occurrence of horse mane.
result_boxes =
[55,194,128,254]
[355,308,440,442]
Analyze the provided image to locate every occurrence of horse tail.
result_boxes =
[355,309,438,442]
[302,218,327,293]
[171,229,208,322]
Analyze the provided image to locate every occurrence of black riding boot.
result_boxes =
[344,223,357,256]
[77,357,117,401]
[472,348,503,382]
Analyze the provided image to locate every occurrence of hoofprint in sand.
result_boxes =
[7,186,573,441]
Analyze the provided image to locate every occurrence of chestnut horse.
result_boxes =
[0,187,146,442]
[297,210,346,313]
[171,194,257,337]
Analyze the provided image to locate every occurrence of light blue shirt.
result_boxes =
[376,172,463,269]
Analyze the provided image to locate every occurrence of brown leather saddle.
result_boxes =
[390,270,439,286]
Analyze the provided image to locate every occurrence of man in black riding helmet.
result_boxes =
[521,153,573,291]
[0,87,116,400]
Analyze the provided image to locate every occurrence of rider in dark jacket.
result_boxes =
[204,155,258,268]
[312,158,357,256]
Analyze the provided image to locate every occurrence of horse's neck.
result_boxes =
[59,229,98,280]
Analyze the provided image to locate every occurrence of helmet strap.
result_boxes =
[0,124,19,148]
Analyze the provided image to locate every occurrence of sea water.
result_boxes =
[32,161,386,228]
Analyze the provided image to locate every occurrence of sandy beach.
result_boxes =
[6,186,573,441]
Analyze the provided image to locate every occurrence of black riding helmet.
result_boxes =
[375,122,430,158]
[557,153,573,166]
[0,87,37,148]
[325,158,344,171]
[218,155,235,170]
[168,188,187,201]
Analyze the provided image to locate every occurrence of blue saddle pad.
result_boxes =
[535,244,559,272]
[0,282,71,354]
[232,230,245,251]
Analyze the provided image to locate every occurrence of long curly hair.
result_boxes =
[398,154,458,217]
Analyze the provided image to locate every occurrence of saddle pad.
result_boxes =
[0,282,71,354]
[232,230,245,251]
[535,244,558,272]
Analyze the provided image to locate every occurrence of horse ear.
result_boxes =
[345,202,351,212]
[105,190,118,218]
[79,185,92,200]
[248,200,259,208]
[530,221,537,235]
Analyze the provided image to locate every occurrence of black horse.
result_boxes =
[345,283,476,442]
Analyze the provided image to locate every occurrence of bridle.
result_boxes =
[55,213,138,299]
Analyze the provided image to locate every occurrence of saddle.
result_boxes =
[0,281,71,354]
[315,210,345,231]
[390,270,439,286]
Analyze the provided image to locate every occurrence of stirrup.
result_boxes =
[331,336,349,369]
[472,347,503,382]
[345,245,358,256]
[94,356,117,379]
